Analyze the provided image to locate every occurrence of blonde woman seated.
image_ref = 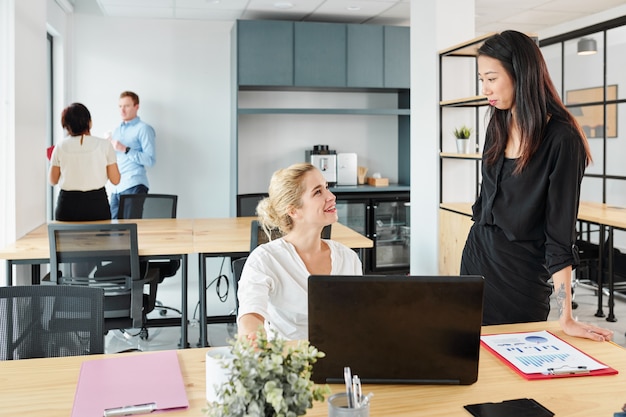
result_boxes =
[237,163,363,341]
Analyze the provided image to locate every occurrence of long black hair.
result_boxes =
[478,30,591,173]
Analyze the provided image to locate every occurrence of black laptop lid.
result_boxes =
[308,275,484,385]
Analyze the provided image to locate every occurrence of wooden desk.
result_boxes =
[0,321,623,416]
[193,217,374,347]
[577,201,626,321]
[0,219,194,347]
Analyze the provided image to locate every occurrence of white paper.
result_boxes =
[481,330,607,375]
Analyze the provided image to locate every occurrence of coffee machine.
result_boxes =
[306,145,337,186]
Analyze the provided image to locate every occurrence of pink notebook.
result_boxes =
[72,350,189,416]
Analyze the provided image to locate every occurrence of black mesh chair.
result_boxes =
[48,223,159,333]
[0,285,104,360]
[118,194,181,317]
[231,257,247,316]
[249,219,331,252]
[119,193,178,220]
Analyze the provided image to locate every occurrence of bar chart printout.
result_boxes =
[481,330,608,375]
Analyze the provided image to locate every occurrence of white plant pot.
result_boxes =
[456,138,471,154]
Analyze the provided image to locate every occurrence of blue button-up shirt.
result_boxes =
[111,116,156,193]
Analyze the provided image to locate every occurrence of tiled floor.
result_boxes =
[106,281,626,353]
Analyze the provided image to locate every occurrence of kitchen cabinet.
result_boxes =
[234,19,410,205]
[384,26,410,88]
[238,187,411,274]
[294,22,347,87]
[334,188,410,273]
[237,20,293,86]
[236,20,409,90]
[347,24,383,88]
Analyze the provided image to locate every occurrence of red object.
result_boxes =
[481,330,618,380]
[46,145,55,160]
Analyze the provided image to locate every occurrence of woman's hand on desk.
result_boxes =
[560,317,614,342]
[238,313,266,341]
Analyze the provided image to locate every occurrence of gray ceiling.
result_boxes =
[70,0,626,34]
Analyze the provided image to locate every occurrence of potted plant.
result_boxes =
[204,329,330,417]
[453,125,472,154]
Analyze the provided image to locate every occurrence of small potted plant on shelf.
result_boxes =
[204,329,330,417]
[453,125,472,154]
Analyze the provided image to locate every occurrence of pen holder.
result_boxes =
[328,393,370,417]
[206,347,234,404]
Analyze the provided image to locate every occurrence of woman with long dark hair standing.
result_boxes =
[49,103,120,221]
[460,31,613,342]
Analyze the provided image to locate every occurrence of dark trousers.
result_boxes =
[109,184,149,219]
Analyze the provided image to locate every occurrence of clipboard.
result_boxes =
[481,330,618,380]
[71,350,189,416]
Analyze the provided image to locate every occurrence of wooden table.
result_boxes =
[193,217,374,347]
[0,218,372,349]
[0,219,195,347]
[577,202,626,321]
[0,321,623,416]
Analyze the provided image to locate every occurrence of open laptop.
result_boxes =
[308,274,484,385]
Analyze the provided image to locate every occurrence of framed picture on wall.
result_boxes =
[566,85,617,138]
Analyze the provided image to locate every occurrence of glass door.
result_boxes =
[335,199,368,236]
[372,199,410,272]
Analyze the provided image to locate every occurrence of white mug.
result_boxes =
[205,346,234,403]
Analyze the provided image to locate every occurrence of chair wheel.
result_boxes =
[139,328,149,340]
[572,301,578,309]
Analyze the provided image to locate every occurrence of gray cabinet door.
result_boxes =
[237,20,293,86]
[294,22,346,87]
[384,26,410,88]
[347,24,384,88]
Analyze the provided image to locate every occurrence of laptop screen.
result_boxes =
[308,274,484,385]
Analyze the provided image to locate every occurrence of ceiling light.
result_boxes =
[274,1,294,9]
[577,38,597,55]
[347,6,361,11]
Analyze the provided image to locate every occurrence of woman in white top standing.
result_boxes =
[237,162,363,341]
[49,103,120,221]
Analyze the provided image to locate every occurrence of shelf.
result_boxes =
[440,96,488,107]
[440,152,482,160]
[438,33,495,57]
[238,108,410,116]
[439,202,473,216]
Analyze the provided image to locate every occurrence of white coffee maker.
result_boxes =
[306,145,337,186]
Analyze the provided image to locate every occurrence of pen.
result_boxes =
[344,367,354,408]
[352,375,361,408]
[103,402,157,416]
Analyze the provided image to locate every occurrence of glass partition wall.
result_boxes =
[541,19,626,206]
[541,17,626,254]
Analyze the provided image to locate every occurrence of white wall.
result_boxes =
[71,14,233,220]
[409,0,475,275]
[237,91,400,193]
[70,14,236,318]
[0,0,48,286]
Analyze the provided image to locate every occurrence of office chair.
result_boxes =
[249,219,332,252]
[48,223,159,337]
[231,257,247,316]
[119,193,177,220]
[118,194,181,318]
[0,285,104,360]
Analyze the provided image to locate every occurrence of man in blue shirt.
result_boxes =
[108,91,156,219]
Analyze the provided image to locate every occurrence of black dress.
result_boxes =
[461,117,585,325]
